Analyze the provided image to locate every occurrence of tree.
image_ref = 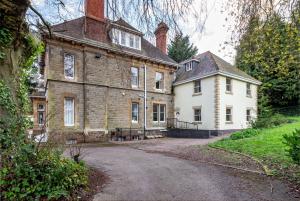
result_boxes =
[235,14,300,111]
[168,33,198,63]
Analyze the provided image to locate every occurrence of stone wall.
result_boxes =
[46,40,175,143]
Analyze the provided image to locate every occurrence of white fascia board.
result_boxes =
[173,72,218,86]
[218,71,262,85]
[173,71,262,86]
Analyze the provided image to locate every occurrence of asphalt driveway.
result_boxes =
[81,141,298,201]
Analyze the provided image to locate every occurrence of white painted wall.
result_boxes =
[174,76,215,130]
[219,75,258,130]
[174,75,259,131]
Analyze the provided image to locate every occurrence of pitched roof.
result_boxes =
[49,17,177,67]
[174,51,261,85]
[112,18,142,34]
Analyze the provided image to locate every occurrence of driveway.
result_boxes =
[81,139,298,201]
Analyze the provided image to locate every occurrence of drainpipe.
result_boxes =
[144,64,147,139]
[83,48,87,143]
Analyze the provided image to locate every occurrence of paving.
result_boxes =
[80,138,298,201]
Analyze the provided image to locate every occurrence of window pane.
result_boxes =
[247,83,251,95]
[155,72,163,89]
[135,36,140,49]
[194,80,201,93]
[153,104,158,121]
[160,105,165,122]
[226,78,231,92]
[64,98,74,126]
[129,35,134,47]
[132,103,138,122]
[38,112,44,125]
[64,54,74,78]
[131,67,138,87]
[226,108,232,121]
[121,31,126,45]
[194,109,201,121]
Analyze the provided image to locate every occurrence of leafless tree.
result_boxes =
[27,0,208,39]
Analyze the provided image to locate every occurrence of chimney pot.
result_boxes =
[154,22,169,54]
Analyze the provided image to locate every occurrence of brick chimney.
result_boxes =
[85,0,105,21]
[154,22,169,54]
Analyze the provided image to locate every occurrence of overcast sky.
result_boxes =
[32,0,236,64]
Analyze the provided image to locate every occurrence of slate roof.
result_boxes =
[50,17,177,66]
[112,18,142,34]
[174,51,261,85]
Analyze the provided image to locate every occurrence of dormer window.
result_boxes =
[112,28,141,50]
[185,62,192,71]
[184,60,199,72]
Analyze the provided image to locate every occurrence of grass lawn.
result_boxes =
[211,116,300,186]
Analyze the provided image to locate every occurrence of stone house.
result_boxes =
[172,51,261,136]
[40,0,178,142]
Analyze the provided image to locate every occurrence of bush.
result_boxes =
[1,147,88,200]
[283,129,300,165]
[230,129,259,140]
[252,113,290,129]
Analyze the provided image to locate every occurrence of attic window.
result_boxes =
[184,60,199,72]
[185,62,192,71]
[112,28,141,50]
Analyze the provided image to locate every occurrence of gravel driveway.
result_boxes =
[81,139,298,201]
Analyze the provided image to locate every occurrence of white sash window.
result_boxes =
[64,98,74,126]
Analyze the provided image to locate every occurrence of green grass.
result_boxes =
[212,116,300,184]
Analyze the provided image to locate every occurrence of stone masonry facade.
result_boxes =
[45,40,176,143]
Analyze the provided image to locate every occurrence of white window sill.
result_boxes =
[64,124,75,127]
[246,95,252,98]
[192,92,202,96]
[193,121,202,124]
[131,121,139,124]
[65,76,75,80]
[225,121,233,124]
[154,89,165,93]
[225,91,233,95]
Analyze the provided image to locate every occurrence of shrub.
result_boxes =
[252,113,289,128]
[283,129,300,165]
[1,147,88,200]
[230,129,259,140]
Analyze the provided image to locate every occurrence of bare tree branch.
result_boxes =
[29,4,52,38]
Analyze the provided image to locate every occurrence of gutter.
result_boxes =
[144,65,147,138]
[173,71,262,86]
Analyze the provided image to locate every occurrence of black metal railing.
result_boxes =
[110,127,145,141]
[167,118,201,130]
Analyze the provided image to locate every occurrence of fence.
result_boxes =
[167,118,201,130]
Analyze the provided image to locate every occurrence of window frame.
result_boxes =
[194,108,202,122]
[37,104,45,111]
[226,77,232,93]
[246,83,251,97]
[155,72,164,90]
[246,109,251,122]
[131,102,139,123]
[194,79,201,94]
[226,107,233,122]
[64,97,75,127]
[153,103,166,123]
[64,53,75,80]
[131,67,139,88]
[112,28,141,50]
[185,62,192,71]
[38,111,44,125]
